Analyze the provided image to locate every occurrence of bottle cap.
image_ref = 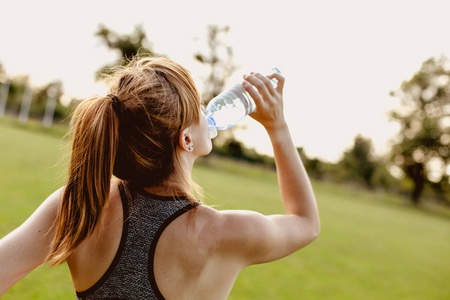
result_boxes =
[207,116,217,139]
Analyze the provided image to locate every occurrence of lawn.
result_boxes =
[1,119,449,299]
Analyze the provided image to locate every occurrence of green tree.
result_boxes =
[297,147,326,179]
[389,56,450,204]
[31,81,68,121]
[5,74,29,113]
[2,74,69,122]
[0,62,5,77]
[95,24,158,79]
[337,134,377,187]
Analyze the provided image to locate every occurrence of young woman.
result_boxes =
[0,56,320,299]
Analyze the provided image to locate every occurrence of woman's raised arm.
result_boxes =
[213,72,320,266]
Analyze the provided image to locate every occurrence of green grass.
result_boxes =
[1,119,449,299]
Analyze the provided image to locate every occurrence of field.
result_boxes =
[1,119,449,299]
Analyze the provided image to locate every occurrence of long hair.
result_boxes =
[47,56,202,265]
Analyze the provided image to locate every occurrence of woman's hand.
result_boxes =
[242,72,286,131]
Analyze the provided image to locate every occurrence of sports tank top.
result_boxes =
[76,182,198,300]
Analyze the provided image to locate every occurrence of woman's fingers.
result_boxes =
[267,73,285,95]
[242,72,286,129]
[242,72,285,109]
[244,73,274,100]
[242,80,263,110]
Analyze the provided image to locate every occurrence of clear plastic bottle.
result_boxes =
[206,68,280,139]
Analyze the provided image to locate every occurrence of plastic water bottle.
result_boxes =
[206,68,281,139]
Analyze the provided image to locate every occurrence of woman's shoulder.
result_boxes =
[189,205,260,251]
[44,186,65,205]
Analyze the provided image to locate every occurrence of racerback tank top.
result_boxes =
[76,182,198,300]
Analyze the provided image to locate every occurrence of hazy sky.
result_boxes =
[2,0,450,162]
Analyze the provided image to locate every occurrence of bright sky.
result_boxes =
[2,0,450,162]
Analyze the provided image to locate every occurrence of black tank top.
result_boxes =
[76,182,198,300]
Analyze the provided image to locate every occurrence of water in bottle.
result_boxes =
[206,68,280,139]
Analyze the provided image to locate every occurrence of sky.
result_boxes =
[2,0,450,162]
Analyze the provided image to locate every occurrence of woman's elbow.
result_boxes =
[306,219,321,244]
[312,215,321,237]
[312,223,321,240]
[294,218,321,249]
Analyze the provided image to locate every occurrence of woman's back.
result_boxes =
[69,179,240,300]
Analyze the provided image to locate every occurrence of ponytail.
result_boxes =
[47,56,205,265]
[47,96,119,266]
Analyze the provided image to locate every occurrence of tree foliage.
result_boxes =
[336,135,377,187]
[194,25,238,149]
[0,62,5,77]
[194,25,236,103]
[389,56,450,203]
[95,24,158,80]
[1,72,69,122]
[297,147,326,180]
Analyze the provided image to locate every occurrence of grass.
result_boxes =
[0,119,73,299]
[1,119,449,299]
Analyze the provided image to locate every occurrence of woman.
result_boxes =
[0,56,320,299]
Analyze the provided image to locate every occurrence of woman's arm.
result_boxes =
[0,187,62,295]
[214,72,320,266]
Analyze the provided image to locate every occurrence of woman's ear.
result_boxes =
[178,128,194,152]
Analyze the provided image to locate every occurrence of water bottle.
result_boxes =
[206,68,281,139]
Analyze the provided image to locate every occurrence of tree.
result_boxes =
[297,147,326,179]
[31,81,68,121]
[389,56,450,204]
[337,134,377,187]
[0,71,69,122]
[4,74,29,113]
[194,25,236,103]
[95,24,158,80]
[194,25,239,150]
[0,62,5,77]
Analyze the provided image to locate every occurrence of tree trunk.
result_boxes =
[411,177,425,205]
[407,163,425,205]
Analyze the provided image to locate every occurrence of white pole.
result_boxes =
[18,85,33,124]
[43,85,58,127]
[0,80,10,118]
